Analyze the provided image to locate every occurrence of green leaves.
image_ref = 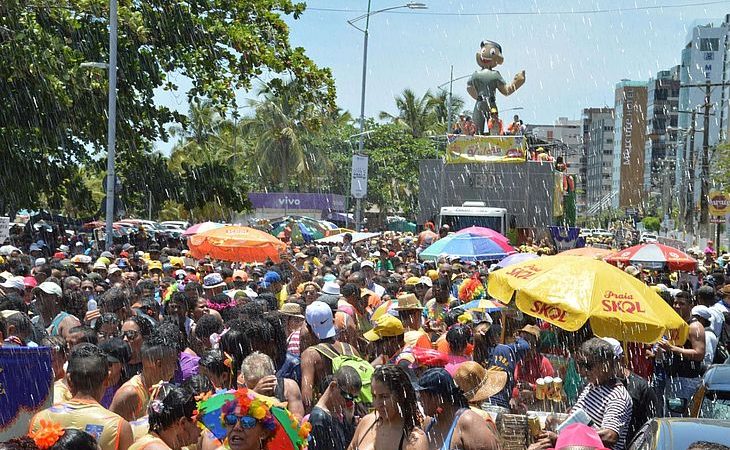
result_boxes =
[1,0,334,216]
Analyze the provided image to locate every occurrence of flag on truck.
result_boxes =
[445,135,527,163]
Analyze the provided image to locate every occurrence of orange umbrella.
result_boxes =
[188,226,287,262]
[559,247,613,259]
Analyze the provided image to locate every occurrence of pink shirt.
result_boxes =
[445,355,470,375]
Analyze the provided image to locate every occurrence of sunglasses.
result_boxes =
[340,389,358,402]
[224,414,257,429]
[122,330,140,340]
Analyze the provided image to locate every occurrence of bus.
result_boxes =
[439,202,507,235]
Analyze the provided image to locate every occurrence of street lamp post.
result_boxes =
[348,1,427,231]
[104,0,118,250]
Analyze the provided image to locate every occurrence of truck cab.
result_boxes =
[439,202,507,234]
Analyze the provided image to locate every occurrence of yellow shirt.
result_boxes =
[130,416,150,441]
[128,434,170,450]
[53,379,72,404]
[114,374,150,420]
[30,399,126,450]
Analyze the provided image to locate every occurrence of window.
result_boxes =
[655,89,668,101]
[700,38,720,51]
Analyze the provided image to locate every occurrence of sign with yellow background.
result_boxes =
[709,190,730,216]
[446,135,527,163]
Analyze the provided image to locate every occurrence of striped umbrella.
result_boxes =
[604,243,697,271]
[419,231,515,262]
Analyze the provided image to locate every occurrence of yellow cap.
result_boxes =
[364,314,405,342]
[148,260,163,271]
[405,276,421,286]
[426,269,439,281]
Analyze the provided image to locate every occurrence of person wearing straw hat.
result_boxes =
[395,293,430,349]
[416,368,500,450]
[452,361,505,429]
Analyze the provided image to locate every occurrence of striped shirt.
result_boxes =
[572,379,633,450]
[287,329,301,356]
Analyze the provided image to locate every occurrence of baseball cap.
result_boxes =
[363,314,405,342]
[263,271,282,283]
[417,276,433,287]
[147,261,163,272]
[360,260,375,269]
[1,276,26,292]
[232,270,248,282]
[34,281,62,297]
[295,252,307,259]
[23,276,38,289]
[600,337,623,358]
[306,301,336,340]
[415,368,462,397]
[692,305,713,321]
[405,277,421,286]
[323,274,337,283]
[107,264,122,275]
[100,251,114,259]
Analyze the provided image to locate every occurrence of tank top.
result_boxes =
[118,374,151,419]
[30,399,126,450]
[47,311,71,336]
[128,433,170,450]
[667,338,704,378]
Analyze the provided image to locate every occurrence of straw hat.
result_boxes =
[279,302,305,319]
[453,361,508,403]
[394,293,423,311]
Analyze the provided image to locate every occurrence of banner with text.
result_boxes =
[445,135,527,163]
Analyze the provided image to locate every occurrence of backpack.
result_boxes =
[314,343,373,405]
[276,352,301,385]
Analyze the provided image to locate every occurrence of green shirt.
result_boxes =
[468,69,506,99]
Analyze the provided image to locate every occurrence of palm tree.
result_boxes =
[240,80,324,192]
[379,89,435,138]
[430,90,465,132]
[168,99,228,173]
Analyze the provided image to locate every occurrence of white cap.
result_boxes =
[107,264,122,275]
[0,276,26,292]
[306,301,336,340]
[35,281,62,297]
[59,245,70,253]
[360,260,375,269]
[417,276,433,287]
[692,305,713,321]
[34,258,47,267]
[600,337,623,358]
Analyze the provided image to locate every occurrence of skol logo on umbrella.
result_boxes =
[529,301,568,322]
[506,264,542,280]
[602,290,646,313]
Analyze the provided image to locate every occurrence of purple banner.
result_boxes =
[247,193,346,212]
[548,226,585,251]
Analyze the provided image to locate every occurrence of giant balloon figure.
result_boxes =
[467,40,526,135]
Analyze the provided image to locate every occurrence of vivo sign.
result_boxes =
[248,193,346,211]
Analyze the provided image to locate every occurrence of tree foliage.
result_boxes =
[0,0,334,215]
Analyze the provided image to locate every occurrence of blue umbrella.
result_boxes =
[419,231,515,262]
[496,252,540,268]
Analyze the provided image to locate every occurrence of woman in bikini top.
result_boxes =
[349,365,428,450]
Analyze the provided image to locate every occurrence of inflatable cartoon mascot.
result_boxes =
[466,40,525,135]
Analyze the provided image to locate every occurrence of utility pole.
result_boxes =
[685,110,697,236]
[699,80,712,239]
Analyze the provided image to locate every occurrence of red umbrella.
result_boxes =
[604,243,697,272]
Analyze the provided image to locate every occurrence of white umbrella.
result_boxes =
[316,232,381,244]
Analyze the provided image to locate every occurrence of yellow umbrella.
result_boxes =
[487,255,688,344]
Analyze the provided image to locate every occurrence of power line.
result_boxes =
[308,0,730,17]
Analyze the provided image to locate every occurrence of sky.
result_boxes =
[153,0,730,153]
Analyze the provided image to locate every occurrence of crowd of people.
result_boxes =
[0,225,728,450]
